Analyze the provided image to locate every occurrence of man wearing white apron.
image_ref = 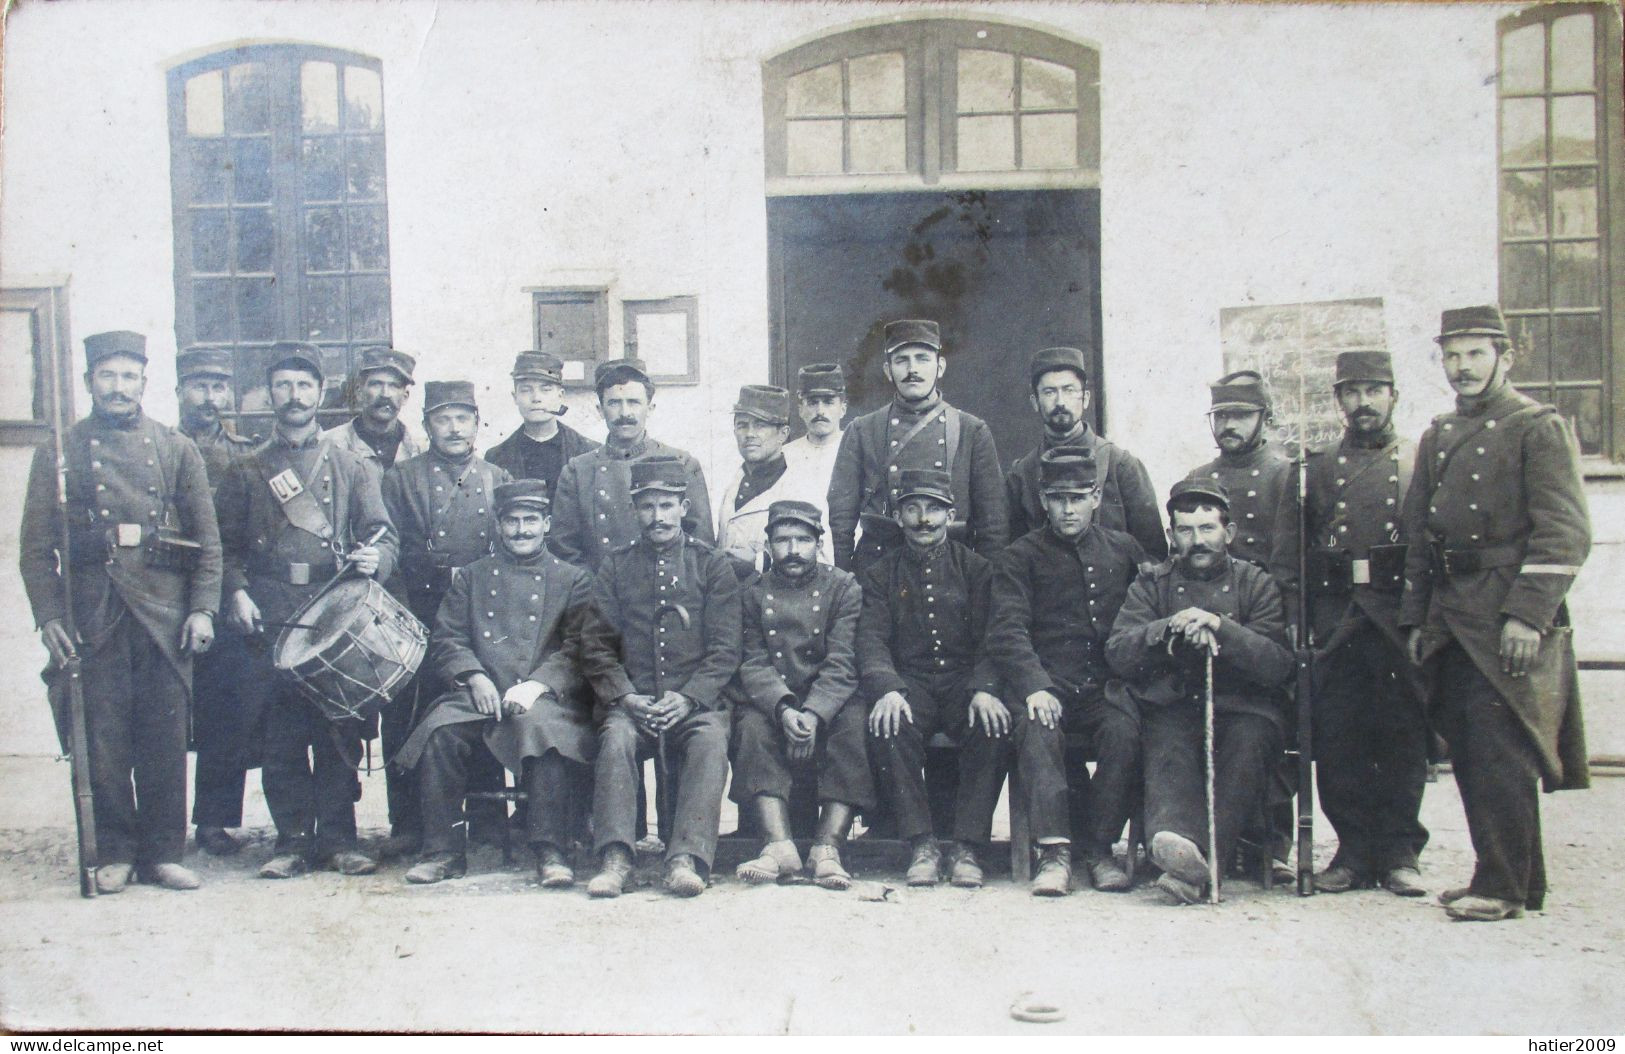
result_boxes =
[717,385,831,574]
[781,363,848,527]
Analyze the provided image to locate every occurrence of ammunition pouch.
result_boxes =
[145,528,202,572]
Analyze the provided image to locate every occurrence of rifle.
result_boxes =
[48,339,98,898]
[1291,450,1316,897]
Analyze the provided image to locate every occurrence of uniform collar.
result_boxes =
[639,532,685,557]
[901,538,950,568]
[1177,550,1232,582]
[1042,422,1090,449]
[499,545,550,567]
[429,446,476,470]
[90,407,144,431]
[604,434,650,460]
[1218,439,1272,466]
[1046,522,1096,550]
[273,424,323,450]
[181,419,223,443]
[1455,379,1521,419]
[891,392,943,420]
[742,452,787,482]
[768,562,821,589]
[1343,422,1397,450]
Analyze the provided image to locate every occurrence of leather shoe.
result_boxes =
[736,839,802,884]
[1088,856,1131,893]
[1445,894,1525,922]
[95,862,133,894]
[404,854,466,885]
[1031,844,1072,897]
[588,845,634,898]
[1156,872,1204,905]
[663,854,705,897]
[325,849,378,876]
[905,840,942,887]
[195,826,240,857]
[808,843,852,891]
[1384,866,1427,898]
[1150,831,1209,886]
[378,831,423,860]
[536,845,575,889]
[143,862,201,890]
[946,843,983,889]
[1314,863,1367,894]
[259,853,309,880]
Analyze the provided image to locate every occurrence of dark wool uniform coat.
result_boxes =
[731,562,862,724]
[184,422,261,495]
[484,422,599,497]
[579,535,744,708]
[1399,384,1591,790]
[990,523,1149,704]
[1186,443,1294,568]
[1106,556,1294,726]
[1005,428,1167,560]
[827,397,1008,568]
[22,412,224,690]
[856,539,1000,700]
[393,549,596,773]
[381,449,511,620]
[550,438,714,570]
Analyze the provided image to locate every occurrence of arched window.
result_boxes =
[166,44,393,429]
[764,19,1099,194]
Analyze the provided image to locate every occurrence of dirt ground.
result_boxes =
[0,755,1620,1036]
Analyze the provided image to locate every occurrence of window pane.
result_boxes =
[193,278,232,342]
[344,66,384,131]
[348,206,389,270]
[1022,57,1077,109]
[186,70,225,136]
[191,210,230,273]
[1500,170,1547,237]
[236,348,273,414]
[1551,167,1597,237]
[956,115,1015,171]
[346,136,386,200]
[1501,243,1547,309]
[190,139,229,204]
[848,119,906,174]
[1550,95,1595,162]
[305,277,347,340]
[225,63,270,135]
[1550,14,1594,91]
[787,63,842,118]
[1500,97,1545,164]
[302,138,344,201]
[350,276,390,340]
[1507,314,1549,383]
[1021,112,1077,169]
[1551,313,1602,381]
[0,309,40,420]
[301,61,340,132]
[318,346,352,408]
[1551,241,1598,308]
[786,120,843,175]
[958,50,1015,113]
[236,277,277,340]
[235,208,275,273]
[232,138,273,204]
[1554,387,1603,457]
[305,207,346,272]
[847,52,905,115]
[1499,23,1544,94]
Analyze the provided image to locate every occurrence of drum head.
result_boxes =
[274,578,375,670]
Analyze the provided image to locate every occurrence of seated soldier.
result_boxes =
[392,480,596,886]
[731,500,871,890]
[580,456,744,898]
[860,469,1009,888]
[1106,479,1293,904]
[991,448,1148,896]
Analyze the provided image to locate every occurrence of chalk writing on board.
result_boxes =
[1219,298,1387,455]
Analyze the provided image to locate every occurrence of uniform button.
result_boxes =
[490,589,498,596]
[433,465,442,473]
[531,593,540,600]
[482,631,491,638]
[890,466,899,473]
[937,438,946,445]
[1384,522,1395,531]
[599,513,606,519]
[812,591,820,598]
[1389,476,1399,484]
[143,437,152,445]
[775,651,783,658]
[1336,501,1346,509]
[1438,452,1446,459]
[1443,423,1453,431]
[659,626,667,633]
[1430,505,1437,514]
[1338,526,1348,533]
[601,538,609,544]
[1246,536,1257,544]
[91,460,101,469]
[812,605,820,612]
[438,530,446,537]
[935,461,943,468]
[891,419,900,426]
[1386,498,1396,506]
[1472,473,1481,481]
[768,629,776,636]
[1248,490,1257,497]
[148,486,158,494]
[436,486,443,492]
[1246,513,1255,519]
[478,508,485,515]
[1210,472,1220,480]
[813,628,820,635]
[493,569,500,576]
[890,441,898,448]
[1477,448,1486,455]
[1469,504,1478,511]
[1177,586,1185,593]
[1336,478,1346,487]
[487,611,495,618]
[599,490,607,497]
[1485,419,1497,429]
[1471,534,1481,542]
[765,609,774,616]
[1337,456,1347,465]
[529,614,537,621]
[1251,469,1260,477]
[96,483,106,491]
[101,508,111,517]
[90,439,100,447]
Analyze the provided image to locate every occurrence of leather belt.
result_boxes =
[1429,541,1524,578]
[252,560,319,586]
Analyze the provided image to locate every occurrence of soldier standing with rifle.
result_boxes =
[1271,351,1428,896]
[1401,305,1591,922]
[21,330,223,893]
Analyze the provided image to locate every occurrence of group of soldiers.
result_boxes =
[20,305,1591,921]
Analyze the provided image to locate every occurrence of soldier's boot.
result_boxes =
[1383,866,1426,898]
[588,845,635,899]
[259,853,310,880]
[809,843,853,891]
[536,843,575,889]
[946,842,984,889]
[95,862,134,895]
[1031,844,1072,897]
[905,838,942,887]
[325,849,378,876]
[663,854,706,898]
[736,839,803,884]
[196,826,241,857]
[142,863,201,891]
[1087,854,1132,893]
[1150,831,1212,904]
[1445,894,1525,922]
[1313,862,1368,894]
[404,852,467,885]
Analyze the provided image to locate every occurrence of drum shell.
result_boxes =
[273,578,427,723]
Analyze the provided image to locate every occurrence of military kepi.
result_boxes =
[1334,350,1395,386]
[629,454,689,496]
[594,357,651,390]
[85,330,147,368]
[495,479,550,513]
[358,346,416,383]
[266,340,324,383]
[733,384,790,424]
[895,467,954,506]
[1435,304,1509,342]
[177,346,233,380]
[512,351,566,382]
[1029,346,1089,386]
[423,380,478,414]
[796,363,845,396]
[1039,446,1098,494]
[1208,370,1271,413]
[883,319,942,355]
[766,499,824,536]
[1166,477,1231,515]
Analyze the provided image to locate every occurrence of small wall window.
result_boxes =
[531,287,609,389]
[623,297,700,385]
[0,285,72,444]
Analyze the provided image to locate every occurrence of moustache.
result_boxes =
[1351,409,1381,421]
[810,416,830,424]
[901,375,925,384]
[612,417,639,427]
[1219,430,1244,440]
[777,556,810,570]
[278,401,313,413]
[1185,546,1218,556]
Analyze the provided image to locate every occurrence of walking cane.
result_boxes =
[1204,650,1220,905]
[652,602,692,844]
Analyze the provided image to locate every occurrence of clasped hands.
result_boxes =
[619,690,694,734]
[1166,606,1222,657]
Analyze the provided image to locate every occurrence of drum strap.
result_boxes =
[259,443,336,544]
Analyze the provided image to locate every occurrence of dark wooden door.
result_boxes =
[767,189,1102,468]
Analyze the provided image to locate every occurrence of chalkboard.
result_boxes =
[1219,297,1387,455]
